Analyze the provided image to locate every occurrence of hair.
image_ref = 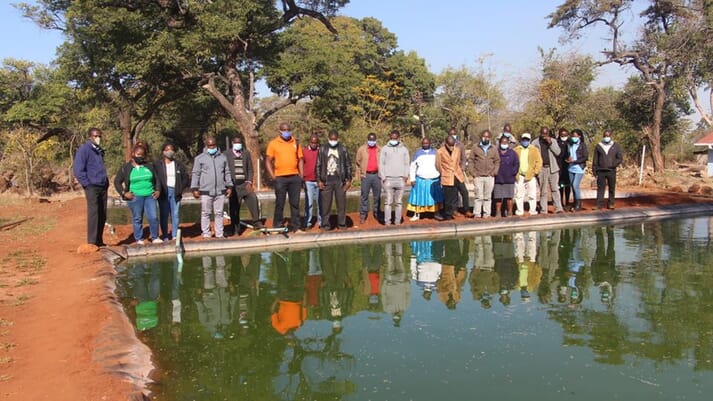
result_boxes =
[389,130,400,137]
[161,142,175,151]
[204,136,216,144]
[133,141,148,153]
[328,129,339,138]
[571,129,584,137]
[88,127,101,137]
[367,132,377,139]
[480,129,491,137]
[558,127,569,135]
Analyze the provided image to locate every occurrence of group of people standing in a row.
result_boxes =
[73,122,624,246]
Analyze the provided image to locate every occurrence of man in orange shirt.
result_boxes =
[266,122,304,232]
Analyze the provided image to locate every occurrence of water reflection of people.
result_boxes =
[470,236,499,308]
[130,261,161,331]
[557,230,585,305]
[514,231,542,301]
[493,234,518,305]
[382,243,410,326]
[410,240,443,300]
[169,256,183,342]
[195,256,235,339]
[320,247,354,333]
[438,240,467,310]
[229,253,261,330]
[591,227,617,304]
[305,248,323,318]
[537,230,561,304]
[360,244,383,311]
[271,251,307,335]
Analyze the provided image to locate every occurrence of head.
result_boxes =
[503,123,512,133]
[88,128,103,146]
[480,129,492,145]
[309,133,320,150]
[204,136,218,155]
[421,137,431,150]
[499,135,510,150]
[422,289,432,301]
[162,143,176,160]
[278,123,292,140]
[602,130,612,143]
[520,132,532,147]
[388,130,400,146]
[539,127,549,138]
[570,129,583,144]
[367,132,377,147]
[132,144,147,164]
[448,127,457,139]
[558,128,569,139]
[328,129,339,147]
[231,136,244,152]
[445,135,456,149]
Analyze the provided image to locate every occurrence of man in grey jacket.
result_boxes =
[191,137,233,238]
[532,127,564,214]
[379,130,410,225]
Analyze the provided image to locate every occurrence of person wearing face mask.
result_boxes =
[556,128,572,207]
[355,132,382,224]
[73,127,109,247]
[532,127,564,214]
[468,129,500,218]
[316,130,353,230]
[379,130,411,225]
[495,123,518,149]
[493,135,519,217]
[448,127,473,217]
[565,129,588,212]
[302,133,322,229]
[513,133,543,216]
[435,135,465,220]
[154,142,189,241]
[115,143,162,244]
[592,130,623,210]
[191,137,234,238]
[226,136,263,234]
[265,122,304,232]
[407,137,443,221]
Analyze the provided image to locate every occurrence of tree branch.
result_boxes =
[281,0,338,34]
[255,96,301,131]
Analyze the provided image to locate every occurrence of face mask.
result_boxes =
[602,137,612,144]
[521,140,530,148]
[571,137,580,144]
[481,139,490,146]
[133,156,145,165]
[232,143,243,152]
[367,140,377,147]
[280,131,292,140]
[452,135,458,141]
[207,148,218,155]
[388,139,399,146]
[328,140,339,147]
[92,137,101,146]
[163,150,175,160]
[500,144,509,150]
[560,136,568,141]
[503,133,512,138]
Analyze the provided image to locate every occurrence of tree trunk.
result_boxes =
[118,107,133,162]
[650,83,666,172]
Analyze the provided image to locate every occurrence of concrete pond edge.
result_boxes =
[98,201,713,399]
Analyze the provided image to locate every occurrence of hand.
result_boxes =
[192,190,200,199]
[225,188,232,198]
[152,190,160,199]
[403,177,409,184]
[245,182,253,192]
[410,181,415,187]
[124,191,135,200]
[343,181,352,191]
[318,181,325,190]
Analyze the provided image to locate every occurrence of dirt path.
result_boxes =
[0,188,710,400]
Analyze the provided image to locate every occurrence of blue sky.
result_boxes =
[0,1,633,92]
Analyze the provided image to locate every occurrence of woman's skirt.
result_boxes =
[407,176,443,213]
[493,183,514,199]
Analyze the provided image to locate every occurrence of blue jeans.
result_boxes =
[569,171,584,200]
[304,180,321,227]
[158,187,180,240]
[127,195,159,241]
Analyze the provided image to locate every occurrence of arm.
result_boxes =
[297,145,304,180]
[244,150,254,186]
[408,159,417,184]
[550,139,561,157]
[150,164,161,199]
[316,149,324,189]
[614,144,623,168]
[223,158,233,197]
[343,147,353,190]
[73,146,89,188]
[114,164,131,200]
[403,149,411,183]
[190,156,201,198]
[378,148,386,181]
[491,152,500,177]
[592,147,600,173]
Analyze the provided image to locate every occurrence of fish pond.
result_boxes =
[117,217,713,401]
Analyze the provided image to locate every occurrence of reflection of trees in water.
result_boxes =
[549,220,713,371]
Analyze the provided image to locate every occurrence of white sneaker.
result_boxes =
[136,240,145,245]
[409,213,420,221]
[152,238,163,244]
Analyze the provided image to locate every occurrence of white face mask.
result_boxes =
[92,137,101,146]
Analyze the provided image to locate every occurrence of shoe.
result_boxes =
[409,213,420,221]
[136,240,145,245]
[521,289,531,299]
[555,210,565,214]
[453,211,464,217]
[433,213,444,221]
[359,216,366,224]
[253,221,265,230]
[202,235,212,239]
[529,211,538,216]
[608,205,615,210]
[338,225,347,230]
[152,238,163,244]
[320,225,333,231]
[464,211,475,218]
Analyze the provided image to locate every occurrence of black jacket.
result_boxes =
[114,161,160,200]
[593,141,623,173]
[316,144,353,184]
[153,159,190,200]
[225,148,254,186]
[566,141,588,170]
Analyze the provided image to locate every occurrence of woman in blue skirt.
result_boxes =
[407,137,444,221]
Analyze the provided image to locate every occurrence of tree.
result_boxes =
[548,0,692,171]
[677,1,713,127]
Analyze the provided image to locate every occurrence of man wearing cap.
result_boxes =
[532,127,565,214]
[513,133,543,216]
[468,129,500,218]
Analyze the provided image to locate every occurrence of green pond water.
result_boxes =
[118,217,713,401]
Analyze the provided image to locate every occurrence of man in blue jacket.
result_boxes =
[73,128,109,247]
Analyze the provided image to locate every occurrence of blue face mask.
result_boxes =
[367,140,377,147]
[328,140,339,147]
[232,143,243,151]
[388,139,399,146]
[207,148,218,155]
[521,140,530,148]
[602,137,612,144]
[280,131,292,140]
[571,137,580,144]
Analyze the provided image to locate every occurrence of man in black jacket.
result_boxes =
[317,130,353,230]
[226,136,263,234]
[592,130,624,210]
